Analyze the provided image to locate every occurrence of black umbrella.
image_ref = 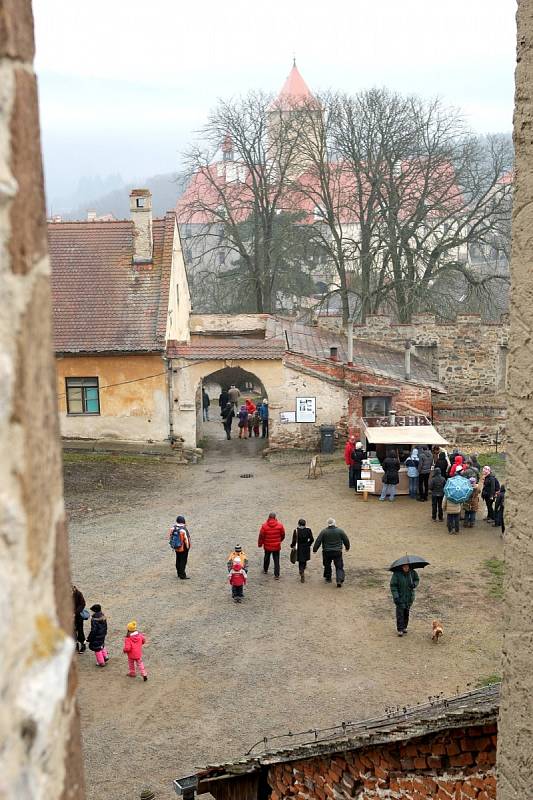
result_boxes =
[389,554,430,571]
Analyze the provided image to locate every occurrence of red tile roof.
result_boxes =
[50,213,176,353]
[274,63,318,110]
[167,333,284,361]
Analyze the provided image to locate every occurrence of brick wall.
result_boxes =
[318,313,508,449]
[268,723,497,800]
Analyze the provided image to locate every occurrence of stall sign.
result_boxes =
[361,470,371,480]
[357,480,375,492]
[280,411,296,424]
[295,397,316,423]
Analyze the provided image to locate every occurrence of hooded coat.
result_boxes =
[123,631,145,661]
[449,455,464,477]
[429,468,446,497]
[344,441,355,466]
[87,611,107,651]
[382,455,400,485]
[390,569,420,607]
[436,452,450,477]
[258,518,286,551]
[291,526,314,562]
[418,448,434,475]
[405,449,419,478]
[229,564,247,587]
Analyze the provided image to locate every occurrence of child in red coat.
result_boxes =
[123,620,148,681]
[229,558,247,603]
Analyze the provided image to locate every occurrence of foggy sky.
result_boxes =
[33,0,516,209]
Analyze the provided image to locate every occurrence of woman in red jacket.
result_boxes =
[258,512,286,579]
[344,436,356,488]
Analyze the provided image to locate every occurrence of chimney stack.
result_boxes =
[130,189,153,263]
[404,340,411,381]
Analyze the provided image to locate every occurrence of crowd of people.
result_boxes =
[215,385,269,440]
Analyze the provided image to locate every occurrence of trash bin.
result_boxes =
[320,424,335,454]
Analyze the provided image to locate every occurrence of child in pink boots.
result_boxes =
[123,620,148,681]
[87,604,109,667]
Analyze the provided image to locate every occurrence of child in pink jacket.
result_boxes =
[123,620,148,681]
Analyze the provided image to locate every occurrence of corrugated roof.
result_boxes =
[50,213,176,353]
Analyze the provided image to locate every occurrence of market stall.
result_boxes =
[359,415,449,496]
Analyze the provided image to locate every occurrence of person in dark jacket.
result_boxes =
[435,450,450,479]
[481,466,498,521]
[218,388,229,410]
[72,584,86,653]
[258,512,286,578]
[380,450,400,502]
[350,442,367,492]
[221,402,235,440]
[237,405,249,439]
[429,467,445,521]
[202,388,210,421]
[258,399,269,438]
[494,485,506,534]
[417,446,433,501]
[87,604,109,666]
[291,519,314,582]
[390,565,420,636]
[313,518,350,587]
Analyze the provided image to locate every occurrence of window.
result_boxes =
[136,197,145,208]
[363,396,391,417]
[66,377,100,415]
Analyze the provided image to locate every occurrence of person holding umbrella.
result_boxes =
[389,555,428,637]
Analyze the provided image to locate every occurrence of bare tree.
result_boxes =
[179,92,321,313]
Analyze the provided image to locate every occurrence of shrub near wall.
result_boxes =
[268,723,497,800]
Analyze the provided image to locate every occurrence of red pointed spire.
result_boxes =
[275,61,317,109]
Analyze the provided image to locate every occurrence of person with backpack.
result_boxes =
[290,519,314,582]
[123,620,148,681]
[258,512,286,579]
[417,446,433,501]
[237,405,249,439]
[221,401,235,440]
[87,604,108,667]
[481,466,499,522]
[226,543,248,572]
[168,515,191,580]
[228,557,247,602]
[429,466,446,521]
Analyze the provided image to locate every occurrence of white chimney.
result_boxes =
[130,189,153,263]
[87,210,97,222]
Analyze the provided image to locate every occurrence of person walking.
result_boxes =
[417,446,433,501]
[482,466,499,522]
[380,450,400,502]
[258,513,286,579]
[429,466,446,521]
[228,557,247,602]
[87,604,109,667]
[443,494,461,534]
[405,449,419,499]
[463,477,481,527]
[228,384,241,414]
[290,519,314,582]
[202,388,210,421]
[237,405,249,438]
[494,485,506,534]
[72,584,87,653]
[390,565,419,636]
[259,399,269,438]
[351,442,366,492]
[123,620,148,681]
[344,435,356,488]
[168,515,191,580]
[218,388,229,410]
[226,543,248,572]
[221,401,235,440]
[313,518,350,587]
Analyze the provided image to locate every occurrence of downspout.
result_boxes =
[164,355,174,443]
[347,319,354,366]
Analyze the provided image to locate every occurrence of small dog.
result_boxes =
[432,620,443,642]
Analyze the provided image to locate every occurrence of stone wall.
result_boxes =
[0,1,84,797]
[319,313,509,450]
[497,2,533,797]
[268,722,497,800]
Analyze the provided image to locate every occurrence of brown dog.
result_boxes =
[432,620,443,642]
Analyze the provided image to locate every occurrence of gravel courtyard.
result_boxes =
[65,426,504,800]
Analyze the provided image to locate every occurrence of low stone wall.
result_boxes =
[268,722,497,800]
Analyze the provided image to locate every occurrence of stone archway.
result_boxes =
[198,366,269,446]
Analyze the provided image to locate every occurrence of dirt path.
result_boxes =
[66,427,503,799]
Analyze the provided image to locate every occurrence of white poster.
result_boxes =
[296,397,316,423]
[357,479,375,492]
[361,470,371,480]
[280,411,296,424]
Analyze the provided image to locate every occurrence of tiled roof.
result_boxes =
[167,334,284,361]
[50,213,176,353]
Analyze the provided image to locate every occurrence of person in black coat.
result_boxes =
[429,467,446,521]
[72,584,86,653]
[220,402,235,440]
[494,485,505,534]
[435,451,450,479]
[350,442,367,492]
[87,604,109,667]
[291,519,314,583]
[380,450,400,502]
[218,389,229,409]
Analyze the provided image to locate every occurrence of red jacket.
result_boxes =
[123,631,145,660]
[245,399,256,414]
[258,518,285,551]
[449,455,464,477]
[344,441,355,466]
[229,566,247,587]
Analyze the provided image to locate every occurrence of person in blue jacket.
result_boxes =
[258,399,269,438]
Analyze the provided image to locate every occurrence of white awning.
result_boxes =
[361,421,449,446]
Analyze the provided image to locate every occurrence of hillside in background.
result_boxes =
[63,172,188,220]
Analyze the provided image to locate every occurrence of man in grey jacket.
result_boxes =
[313,518,350,587]
[417,445,433,502]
